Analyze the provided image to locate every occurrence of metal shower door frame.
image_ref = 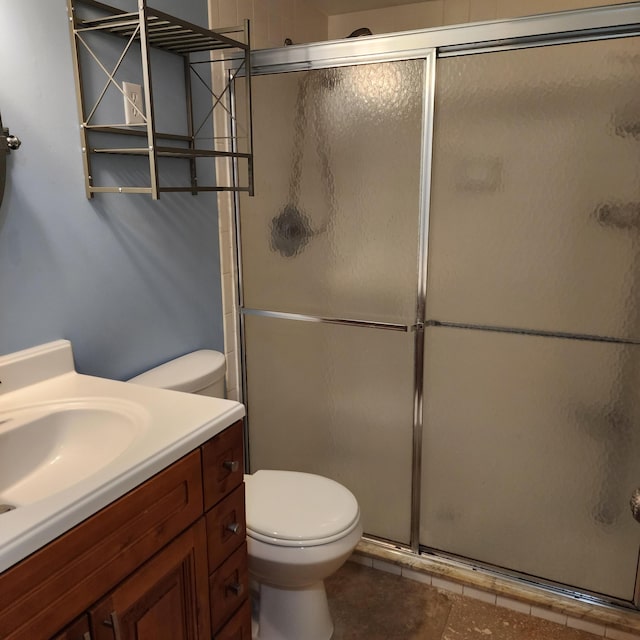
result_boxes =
[234,2,640,607]
[236,49,437,553]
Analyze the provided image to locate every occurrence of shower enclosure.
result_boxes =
[234,4,640,608]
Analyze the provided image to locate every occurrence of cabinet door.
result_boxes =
[90,520,210,640]
[52,615,91,640]
[214,600,251,640]
[1,451,203,640]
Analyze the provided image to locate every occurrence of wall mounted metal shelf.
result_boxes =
[67,0,253,199]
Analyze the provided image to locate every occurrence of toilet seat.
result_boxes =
[245,470,360,547]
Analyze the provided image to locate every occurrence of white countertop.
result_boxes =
[0,340,245,573]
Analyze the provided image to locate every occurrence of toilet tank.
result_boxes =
[128,350,226,398]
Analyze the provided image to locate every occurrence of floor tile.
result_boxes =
[326,563,606,640]
[443,592,601,640]
[326,562,452,639]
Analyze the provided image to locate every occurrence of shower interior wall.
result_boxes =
[327,0,631,39]
[209,0,633,54]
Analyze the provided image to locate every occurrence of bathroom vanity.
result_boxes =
[0,341,249,639]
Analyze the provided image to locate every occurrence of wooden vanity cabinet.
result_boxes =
[0,420,248,640]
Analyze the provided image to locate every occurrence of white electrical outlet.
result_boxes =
[122,81,145,125]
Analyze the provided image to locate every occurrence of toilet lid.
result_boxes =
[245,470,359,545]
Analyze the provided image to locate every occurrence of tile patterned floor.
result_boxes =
[325,563,601,640]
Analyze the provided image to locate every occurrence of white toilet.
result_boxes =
[129,350,363,640]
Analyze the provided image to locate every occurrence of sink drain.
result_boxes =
[0,504,16,515]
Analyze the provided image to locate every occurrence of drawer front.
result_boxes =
[202,421,244,510]
[209,542,249,633]
[214,599,252,640]
[206,484,246,571]
[0,451,203,640]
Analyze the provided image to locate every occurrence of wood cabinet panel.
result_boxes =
[90,520,211,640]
[0,451,203,640]
[51,616,91,640]
[206,484,246,572]
[214,599,252,640]
[209,542,249,634]
[202,421,244,510]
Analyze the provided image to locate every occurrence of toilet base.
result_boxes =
[254,580,333,640]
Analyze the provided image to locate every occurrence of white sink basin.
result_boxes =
[0,339,245,574]
[0,399,149,507]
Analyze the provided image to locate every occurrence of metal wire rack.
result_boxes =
[67,0,253,199]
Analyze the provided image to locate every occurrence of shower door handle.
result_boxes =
[1,124,21,153]
[6,134,21,150]
[0,113,21,210]
[631,489,640,523]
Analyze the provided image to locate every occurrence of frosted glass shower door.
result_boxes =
[239,60,426,543]
[422,38,640,601]
[244,315,416,543]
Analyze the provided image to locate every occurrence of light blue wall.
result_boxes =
[0,0,224,380]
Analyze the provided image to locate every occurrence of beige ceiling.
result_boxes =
[318,0,428,15]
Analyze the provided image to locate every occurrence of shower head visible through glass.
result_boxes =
[348,27,373,38]
[271,70,338,258]
[270,204,314,258]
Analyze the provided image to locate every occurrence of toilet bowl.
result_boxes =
[245,469,362,640]
[128,350,362,640]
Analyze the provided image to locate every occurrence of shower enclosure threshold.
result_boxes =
[354,537,640,638]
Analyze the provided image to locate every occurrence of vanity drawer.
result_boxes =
[202,421,244,510]
[0,450,203,640]
[209,542,249,633]
[206,484,246,571]
[214,599,252,640]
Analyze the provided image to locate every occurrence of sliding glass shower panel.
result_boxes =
[427,37,640,341]
[420,326,640,600]
[239,61,424,324]
[245,314,415,543]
